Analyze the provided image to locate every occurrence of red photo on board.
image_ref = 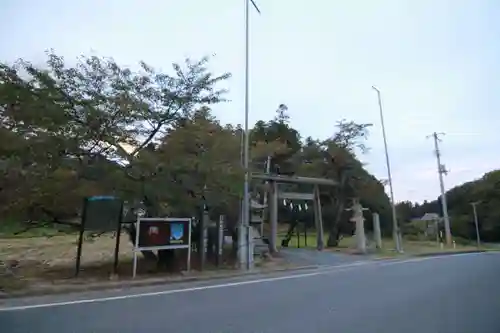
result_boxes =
[139,221,170,247]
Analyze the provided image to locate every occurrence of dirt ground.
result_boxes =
[0,233,242,292]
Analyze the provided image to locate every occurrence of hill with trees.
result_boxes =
[0,51,394,248]
[396,170,500,242]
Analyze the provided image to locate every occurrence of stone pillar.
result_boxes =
[373,212,382,249]
[352,200,366,253]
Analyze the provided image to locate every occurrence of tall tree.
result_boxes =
[0,51,230,220]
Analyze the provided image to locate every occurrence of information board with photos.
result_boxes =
[137,218,190,248]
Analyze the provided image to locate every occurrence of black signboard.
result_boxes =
[76,195,124,277]
[137,219,190,248]
[82,196,123,231]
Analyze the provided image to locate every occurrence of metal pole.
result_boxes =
[113,217,122,275]
[187,218,192,272]
[237,127,245,266]
[200,210,208,271]
[262,156,271,237]
[471,202,481,247]
[243,0,252,270]
[372,86,402,253]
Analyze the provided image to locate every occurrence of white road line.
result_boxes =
[0,267,357,312]
[0,252,485,312]
[316,261,371,269]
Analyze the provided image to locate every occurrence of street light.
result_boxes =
[470,201,481,247]
[372,86,402,253]
[241,0,261,270]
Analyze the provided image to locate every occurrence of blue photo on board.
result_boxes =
[170,223,184,243]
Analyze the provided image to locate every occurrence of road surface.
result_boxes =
[1,252,499,333]
[280,247,371,265]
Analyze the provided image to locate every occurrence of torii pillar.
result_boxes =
[269,180,278,253]
[313,185,324,251]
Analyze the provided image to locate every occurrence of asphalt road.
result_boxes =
[1,252,499,333]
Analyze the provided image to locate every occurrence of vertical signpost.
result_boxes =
[216,215,225,267]
[75,196,124,277]
[199,211,209,271]
[132,217,192,278]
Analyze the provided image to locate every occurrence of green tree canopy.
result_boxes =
[1,51,394,247]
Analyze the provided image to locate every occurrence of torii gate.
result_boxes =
[252,173,338,253]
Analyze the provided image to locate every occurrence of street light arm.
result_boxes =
[250,0,261,14]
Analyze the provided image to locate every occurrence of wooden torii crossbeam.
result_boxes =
[251,173,338,186]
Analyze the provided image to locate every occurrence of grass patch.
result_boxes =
[374,239,476,258]
[278,232,318,248]
[0,233,179,293]
[0,220,77,239]
[274,225,497,257]
[0,233,137,290]
[0,275,29,291]
[276,229,358,253]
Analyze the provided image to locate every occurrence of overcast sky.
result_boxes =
[2,0,499,203]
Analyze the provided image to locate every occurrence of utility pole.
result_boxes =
[471,201,481,247]
[427,132,452,246]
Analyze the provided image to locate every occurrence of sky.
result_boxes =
[1,0,499,203]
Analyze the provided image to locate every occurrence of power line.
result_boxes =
[426,132,452,246]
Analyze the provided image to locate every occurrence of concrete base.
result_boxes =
[237,226,254,269]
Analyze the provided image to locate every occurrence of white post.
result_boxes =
[238,212,247,267]
[132,216,141,279]
[187,218,192,272]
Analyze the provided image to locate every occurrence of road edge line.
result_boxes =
[0,264,319,300]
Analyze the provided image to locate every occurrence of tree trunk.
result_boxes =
[327,199,345,247]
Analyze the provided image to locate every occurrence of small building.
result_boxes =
[412,213,441,236]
